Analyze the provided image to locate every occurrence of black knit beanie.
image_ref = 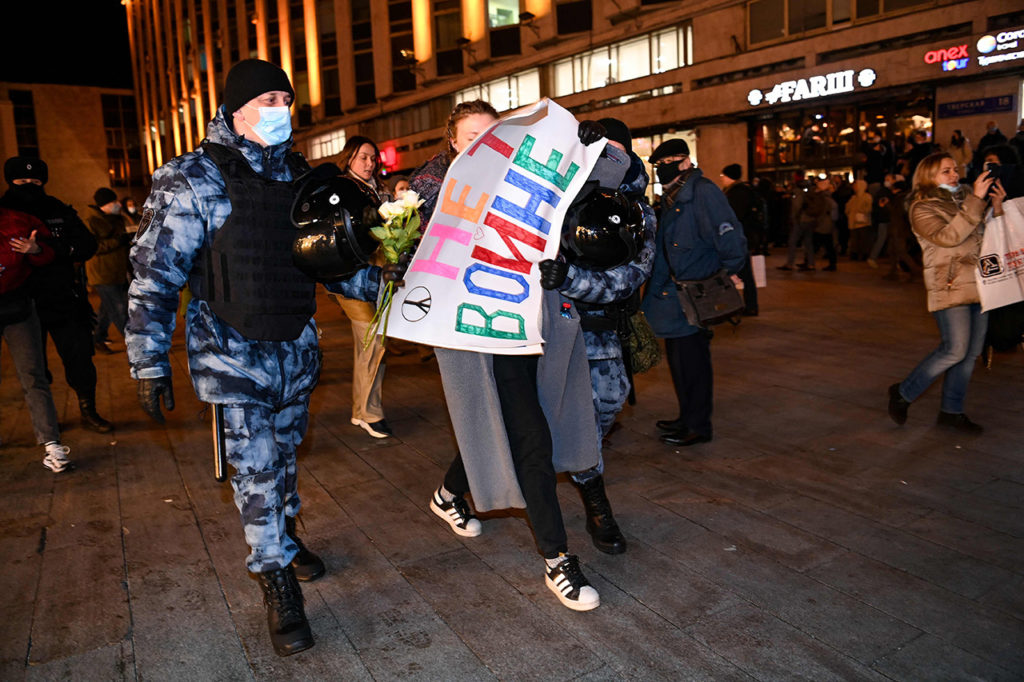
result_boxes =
[721,163,742,181]
[4,156,48,185]
[94,187,118,207]
[222,59,294,116]
[597,118,632,151]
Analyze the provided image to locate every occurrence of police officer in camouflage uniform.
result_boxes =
[539,119,656,555]
[126,59,381,657]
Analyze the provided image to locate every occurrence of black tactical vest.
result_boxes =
[191,142,315,341]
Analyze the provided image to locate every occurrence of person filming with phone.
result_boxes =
[887,152,1005,434]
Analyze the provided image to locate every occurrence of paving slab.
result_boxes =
[2,256,1022,679]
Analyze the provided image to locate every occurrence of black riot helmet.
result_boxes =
[291,164,382,281]
[561,187,644,270]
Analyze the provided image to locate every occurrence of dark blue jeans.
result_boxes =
[93,283,129,343]
[899,303,988,413]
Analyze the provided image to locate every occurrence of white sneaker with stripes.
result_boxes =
[42,442,72,473]
[545,555,599,611]
[429,487,482,537]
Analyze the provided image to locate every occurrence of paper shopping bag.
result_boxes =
[976,197,1024,313]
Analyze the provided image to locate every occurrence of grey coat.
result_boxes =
[436,288,599,511]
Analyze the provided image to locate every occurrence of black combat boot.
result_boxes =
[79,398,113,433]
[285,516,326,582]
[576,475,627,555]
[255,566,314,656]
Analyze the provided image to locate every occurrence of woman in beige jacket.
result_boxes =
[845,179,873,260]
[887,152,1005,433]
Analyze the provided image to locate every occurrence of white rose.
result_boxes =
[378,201,404,221]
[401,190,424,210]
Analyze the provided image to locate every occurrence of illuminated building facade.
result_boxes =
[125,0,1024,187]
[0,82,146,209]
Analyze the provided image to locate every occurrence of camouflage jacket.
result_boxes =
[559,153,656,361]
[127,108,377,399]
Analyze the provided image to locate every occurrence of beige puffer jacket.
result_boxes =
[909,191,985,312]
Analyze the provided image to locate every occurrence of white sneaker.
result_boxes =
[43,442,72,473]
[429,487,482,537]
[545,555,599,611]
[351,417,393,438]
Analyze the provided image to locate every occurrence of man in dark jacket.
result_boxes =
[720,163,762,314]
[0,157,111,432]
[972,120,1008,178]
[86,187,131,348]
[642,140,747,446]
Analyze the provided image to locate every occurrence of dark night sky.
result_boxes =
[1,2,133,88]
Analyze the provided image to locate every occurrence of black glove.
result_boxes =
[138,376,175,424]
[382,252,411,287]
[539,259,569,290]
[577,120,606,146]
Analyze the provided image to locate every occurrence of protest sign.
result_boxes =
[383,98,605,353]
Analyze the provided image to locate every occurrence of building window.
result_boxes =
[490,25,521,57]
[318,0,342,116]
[749,0,930,45]
[488,0,518,27]
[454,69,540,112]
[352,0,376,105]
[557,0,591,34]
[101,94,145,189]
[308,129,348,160]
[389,0,416,93]
[435,0,464,76]
[9,90,39,158]
[551,24,692,97]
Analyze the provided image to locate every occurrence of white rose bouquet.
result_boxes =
[363,190,425,348]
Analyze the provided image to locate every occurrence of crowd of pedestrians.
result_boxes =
[1,56,1015,658]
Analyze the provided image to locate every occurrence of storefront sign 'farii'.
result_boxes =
[747,69,877,107]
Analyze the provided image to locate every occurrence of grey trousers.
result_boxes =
[2,305,61,444]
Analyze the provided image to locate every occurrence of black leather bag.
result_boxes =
[672,269,743,328]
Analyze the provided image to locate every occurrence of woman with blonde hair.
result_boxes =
[887,152,1005,433]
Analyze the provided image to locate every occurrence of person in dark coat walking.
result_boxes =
[971,120,1008,178]
[0,157,111,432]
[720,163,763,313]
[86,187,131,349]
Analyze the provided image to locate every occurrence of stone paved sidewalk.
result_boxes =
[2,255,1022,680]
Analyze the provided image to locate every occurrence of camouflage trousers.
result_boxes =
[222,399,308,573]
[573,356,630,483]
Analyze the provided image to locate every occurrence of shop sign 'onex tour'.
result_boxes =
[747,69,876,107]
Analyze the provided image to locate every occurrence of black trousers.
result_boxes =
[812,232,837,267]
[737,253,759,313]
[664,332,713,437]
[39,315,98,401]
[443,354,567,559]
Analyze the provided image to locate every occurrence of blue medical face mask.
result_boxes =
[245,104,292,146]
[939,183,959,193]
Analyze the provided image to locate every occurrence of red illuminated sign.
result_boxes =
[379,146,398,170]
[923,45,968,64]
